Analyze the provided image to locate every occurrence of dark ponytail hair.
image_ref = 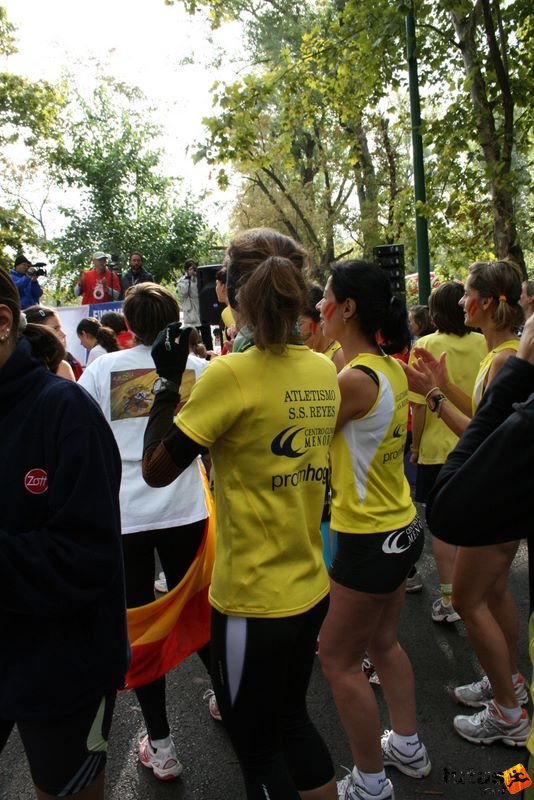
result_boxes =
[76,317,119,353]
[330,260,409,354]
[0,270,64,371]
[239,256,307,351]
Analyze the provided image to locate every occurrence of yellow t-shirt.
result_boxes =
[409,332,487,465]
[330,353,415,534]
[323,341,342,362]
[472,339,519,413]
[221,306,235,342]
[176,345,340,618]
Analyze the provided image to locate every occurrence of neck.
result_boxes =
[483,326,518,351]
[338,325,380,362]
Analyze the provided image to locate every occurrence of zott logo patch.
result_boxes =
[271,426,308,458]
[24,468,48,495]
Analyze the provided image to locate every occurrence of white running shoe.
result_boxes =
[453,674,529,708]
[453,701,530,746]
[203,688,222,721]
[431,597,460,623]
[154,571,168,594]
[138,734,183,780]
[337,766,394,800]
[381,730,431,778]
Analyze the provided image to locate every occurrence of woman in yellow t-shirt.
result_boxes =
[317,260,430,800]
[142,228,340,800]
[405,260,528,748]
[408,282,487,624]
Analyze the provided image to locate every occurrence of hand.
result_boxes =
[412,347,448,389]
[518,314,534,365]
[401,358,436,396]
[151,322,192,382]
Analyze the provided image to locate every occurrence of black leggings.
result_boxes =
[121,520,210,740]
[210,596,334,799]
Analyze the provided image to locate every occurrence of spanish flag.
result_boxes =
[124,473,215,689]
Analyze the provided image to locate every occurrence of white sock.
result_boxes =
[495,701,522,722]
[150,735,172,750]
[354,766,388,794]
[389,730,421,756]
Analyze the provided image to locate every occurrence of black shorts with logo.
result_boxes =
[329,516,424,594]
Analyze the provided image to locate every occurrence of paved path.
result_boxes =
[1,529,530,799]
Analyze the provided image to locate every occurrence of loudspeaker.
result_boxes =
[373,244,405,294]
[197,264,222,325]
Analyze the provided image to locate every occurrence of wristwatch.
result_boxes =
[152,377,179,395]
[427,392,446,414]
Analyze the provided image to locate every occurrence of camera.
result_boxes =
[29,262,47,278]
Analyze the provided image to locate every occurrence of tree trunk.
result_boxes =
[450,1,525,273]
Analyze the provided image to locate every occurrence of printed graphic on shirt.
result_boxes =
[24,468,48,494]
[109,367,197,421]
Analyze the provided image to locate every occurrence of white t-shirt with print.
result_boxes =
[79,344,208,534]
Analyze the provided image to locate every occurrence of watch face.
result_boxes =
[153,378,166,393]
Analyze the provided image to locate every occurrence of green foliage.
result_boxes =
[0,7,65,263]
[46,78,218,288]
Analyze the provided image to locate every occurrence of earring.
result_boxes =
[0,329,10,342]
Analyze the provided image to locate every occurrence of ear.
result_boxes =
[0,303,13,335]
[343,298,357,320]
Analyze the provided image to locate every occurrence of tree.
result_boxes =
[47,78,218,291]
[175,0,533,273]
[0,6,65,266]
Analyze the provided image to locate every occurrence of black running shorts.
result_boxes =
[0,691,115,796]
[329,517,424,593]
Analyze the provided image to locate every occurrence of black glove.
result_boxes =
[151,323,192,383]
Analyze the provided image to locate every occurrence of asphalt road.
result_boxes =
[1,521,530,799]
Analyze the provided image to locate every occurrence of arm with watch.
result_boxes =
[143,323,206,487]
[403,356,471,438]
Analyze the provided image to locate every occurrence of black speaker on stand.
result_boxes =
[373,244,405,297]
[197,264,223,350]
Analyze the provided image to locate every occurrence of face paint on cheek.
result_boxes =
[310,322,318,335]
[322,302,337,321]
[467,298,478,316]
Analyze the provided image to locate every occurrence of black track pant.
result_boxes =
[210,596,334,799]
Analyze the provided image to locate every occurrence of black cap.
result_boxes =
[14,255,33,268]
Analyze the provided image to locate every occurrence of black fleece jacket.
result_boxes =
[427,356,534,548]
[0,338,129,720]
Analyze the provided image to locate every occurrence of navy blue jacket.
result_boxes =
[0,338,129,720]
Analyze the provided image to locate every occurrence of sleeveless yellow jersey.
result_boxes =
[323,340,342,362]
[330,353,415,534]
[409,331,487,465]
[176,345,340,618]
[472,338,519,413]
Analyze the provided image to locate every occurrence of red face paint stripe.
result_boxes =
[322,302,336,321]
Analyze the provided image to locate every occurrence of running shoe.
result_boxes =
[431,597,460,623]
[337,766,394,800]
[138,734,183,780]
[154,571,168,594]
[453,674,529,708]
[453,700,530,746]
[381,730,431,778]
[203,688,222,721]
[362,656,380,685]
[405,570,423,593]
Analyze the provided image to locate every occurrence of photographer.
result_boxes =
[9,255,44,310]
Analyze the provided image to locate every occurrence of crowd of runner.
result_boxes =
[1,232,533,800]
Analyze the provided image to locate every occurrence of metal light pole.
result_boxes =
[406,1,431,304]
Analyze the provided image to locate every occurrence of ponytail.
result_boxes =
[239,256,307,351]
[95,326,119,353]
[330,260,409,353]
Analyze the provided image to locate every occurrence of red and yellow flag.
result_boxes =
[124,472,215,689]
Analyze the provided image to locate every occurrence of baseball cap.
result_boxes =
[92,251,107,261]
[14,255,33,267]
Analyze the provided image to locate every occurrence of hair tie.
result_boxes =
[18,312,27,332]
[498,294,507,302]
